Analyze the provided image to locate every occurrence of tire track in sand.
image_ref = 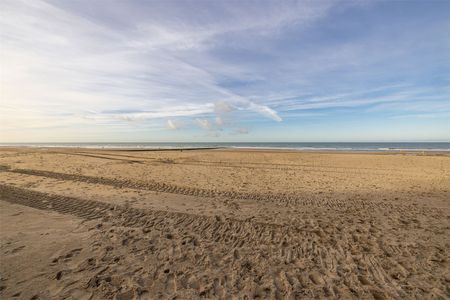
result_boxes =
[0,166,429,211]
[1,184,446,299]
[0,183,317,248]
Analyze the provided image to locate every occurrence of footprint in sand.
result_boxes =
[309,272,325,285]
[11,245,25,254]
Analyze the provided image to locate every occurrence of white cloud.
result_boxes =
[0,0,339,139]
[195,118,212,130]
[2,0,447,142]
[167,119,178,130]
[214,101,235,114]
[215,117,224,126]
[248,102,282,122]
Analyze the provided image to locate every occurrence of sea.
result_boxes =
[1,142,449,152]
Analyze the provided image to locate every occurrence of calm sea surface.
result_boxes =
[1,142,449,152]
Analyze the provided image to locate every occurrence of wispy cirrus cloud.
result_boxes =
[1,0,328,136]
[1,0,449,142]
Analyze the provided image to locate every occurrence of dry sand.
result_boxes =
[0,148,449,299]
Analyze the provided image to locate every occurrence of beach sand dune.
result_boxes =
[1,148,449,299]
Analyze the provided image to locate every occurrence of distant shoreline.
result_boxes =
[1,145,449,156]
[1,141,450,152]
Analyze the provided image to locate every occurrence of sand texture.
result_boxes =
[0,148,449,299]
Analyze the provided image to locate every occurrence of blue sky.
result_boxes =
[1,0,449,142]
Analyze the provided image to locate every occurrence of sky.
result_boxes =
[1,0,449,143]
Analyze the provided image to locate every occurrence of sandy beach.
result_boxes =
[0,147,449,299]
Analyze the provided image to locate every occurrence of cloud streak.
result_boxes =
[1,0,298,134]
[1,0,449,142]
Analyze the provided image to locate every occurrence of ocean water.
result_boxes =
[1,142,449,152]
